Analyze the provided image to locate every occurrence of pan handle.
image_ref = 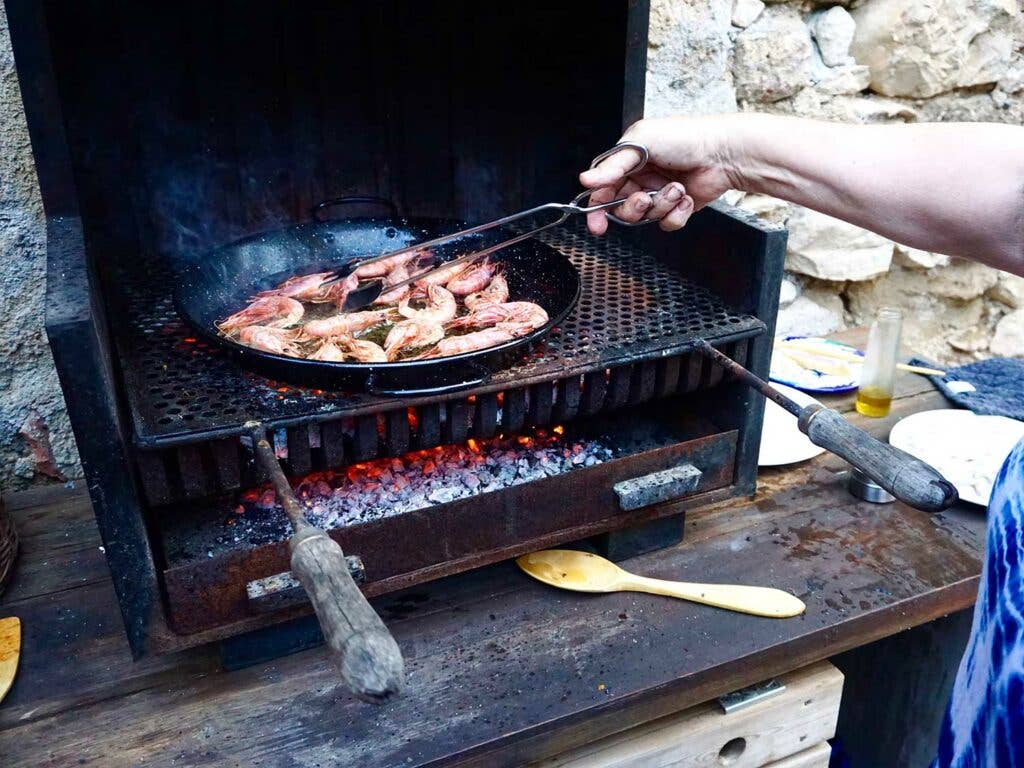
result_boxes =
[365,369,491,397]
[311,196,398,223]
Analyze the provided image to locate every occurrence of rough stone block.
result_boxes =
[784,206,893,281]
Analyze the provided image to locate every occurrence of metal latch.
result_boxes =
[613,463,702,511]
[717,678,786,713]
[246,555,366,613]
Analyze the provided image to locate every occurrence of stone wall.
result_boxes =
[647,0,1024,362]
[0,6,80,490]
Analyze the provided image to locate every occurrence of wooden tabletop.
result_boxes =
[0,332,988,768]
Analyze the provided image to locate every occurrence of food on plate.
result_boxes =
[217,260,546,362]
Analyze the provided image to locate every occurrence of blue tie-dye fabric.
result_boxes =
[933,438,1024,767]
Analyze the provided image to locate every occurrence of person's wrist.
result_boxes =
[711,113,761,194]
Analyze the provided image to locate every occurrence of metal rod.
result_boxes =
[695,340,804,418]
[249,426,314,535]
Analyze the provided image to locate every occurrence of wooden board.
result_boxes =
[531,662,841,767]
[765,743,831,768]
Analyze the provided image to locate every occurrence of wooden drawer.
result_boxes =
[532,662,843,768]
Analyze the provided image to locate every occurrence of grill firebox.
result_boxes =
[11,1,786,659]
[116,221,766,507]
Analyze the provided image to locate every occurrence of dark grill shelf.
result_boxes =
[112,221,765,448]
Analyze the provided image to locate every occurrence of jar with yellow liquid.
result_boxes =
[855,307,902,417]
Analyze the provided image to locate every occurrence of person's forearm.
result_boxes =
[721,115,1024,273]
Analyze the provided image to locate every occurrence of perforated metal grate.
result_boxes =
[112,220,764,447]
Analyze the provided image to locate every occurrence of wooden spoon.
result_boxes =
[516,550,805,618]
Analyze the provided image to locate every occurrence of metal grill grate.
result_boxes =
[112,220,764,449]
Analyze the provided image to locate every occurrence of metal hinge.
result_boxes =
[717,678,786,714]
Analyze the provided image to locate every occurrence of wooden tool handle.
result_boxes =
[622,576,806,618]
[247,424,404,702]
[798,406,958,513]
[290,527,405,702]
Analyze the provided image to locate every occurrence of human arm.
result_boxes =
[581,113,1024,275]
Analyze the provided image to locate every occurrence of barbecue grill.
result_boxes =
[9,1,785,664]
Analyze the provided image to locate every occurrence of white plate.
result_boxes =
[758,383,827,467]
[889,409,1024,507]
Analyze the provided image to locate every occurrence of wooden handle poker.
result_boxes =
[797,405,958,512]
[249,426,405,702]
[695,341,958,513]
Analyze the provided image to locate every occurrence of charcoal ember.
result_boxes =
[462,472,481,490]
[256,489,277,510]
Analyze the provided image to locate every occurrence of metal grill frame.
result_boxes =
[112,220,766,447]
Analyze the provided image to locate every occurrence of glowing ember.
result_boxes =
[216,427,614,546]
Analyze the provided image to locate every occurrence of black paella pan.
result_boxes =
[173,197,581,396]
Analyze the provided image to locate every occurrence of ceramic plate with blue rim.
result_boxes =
[769,336,862,394]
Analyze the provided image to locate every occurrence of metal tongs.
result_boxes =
[330,143,657,312]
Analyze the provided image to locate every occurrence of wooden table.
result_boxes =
[0,332,987,768]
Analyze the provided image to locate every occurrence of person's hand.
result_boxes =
[579,115,738,235]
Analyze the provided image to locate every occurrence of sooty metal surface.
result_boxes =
[111,220,764,447]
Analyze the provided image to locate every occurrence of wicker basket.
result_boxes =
[0,494,17,597]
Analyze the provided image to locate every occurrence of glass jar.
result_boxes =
[855,307,903,418]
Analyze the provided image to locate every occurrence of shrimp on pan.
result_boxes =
[398,285,457,325]
[308,338,346,362]
[253,271,334,302]
[414,328,514,359]
[237,326,304,355]
[303,308,396,338]
[353,249,431,279]
[375,264,413,306]
[317,272,360,308]
[383,318,445,361]
[464,273,509,310]
[448,301,548,336]
[338,336,387,363]
[409,259,467,298]
[217,296,304,334]
[446,258,496,296]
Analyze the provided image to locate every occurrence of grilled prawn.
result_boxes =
[353,249,429,279]
[217,296,304,334]
[410,260,467,298]
[416,328,514,359]
[383,318,445,361]
[398,285,457,325]
[318,272,360,308]
[308,338,347,362]
[237,326,303,355]
[254,271,335,302]
[303,308,395,339]
[446,259,495,296]
[375,264,413,305]
[448,301,548,336]
[464,274,509,310]
[337,336,387,363]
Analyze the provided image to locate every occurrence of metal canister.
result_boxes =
[847,467,896,504]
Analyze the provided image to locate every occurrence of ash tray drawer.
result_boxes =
[160,427,738,636]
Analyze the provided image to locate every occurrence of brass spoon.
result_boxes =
[516,550,805,618]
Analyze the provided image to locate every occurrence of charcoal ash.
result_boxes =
[218,430,614,548]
